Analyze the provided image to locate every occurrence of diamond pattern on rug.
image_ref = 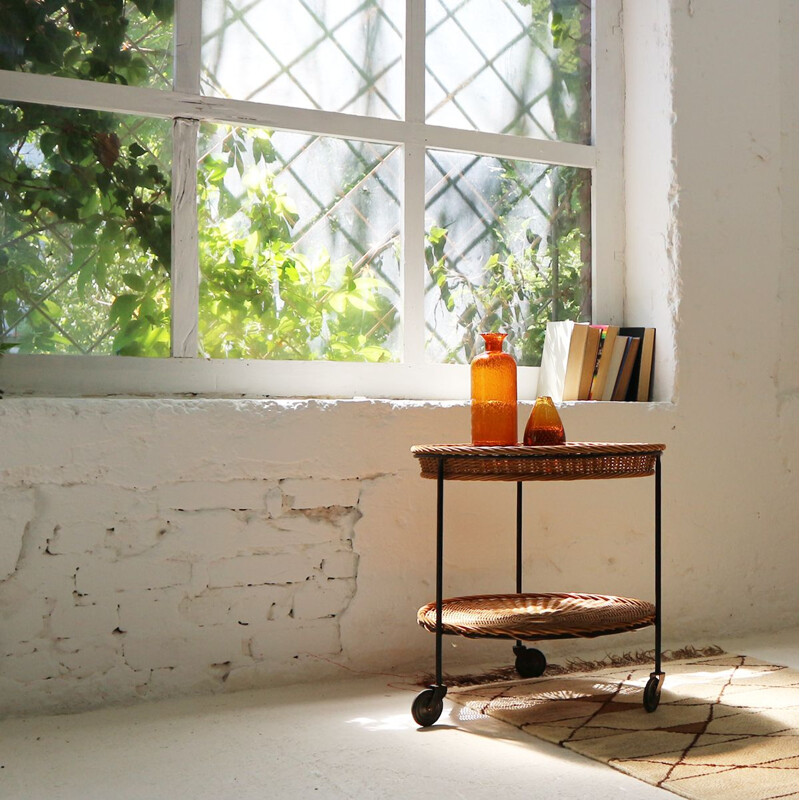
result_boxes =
[450,654,798,800]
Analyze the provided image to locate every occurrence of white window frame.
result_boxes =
[0,0,624,400]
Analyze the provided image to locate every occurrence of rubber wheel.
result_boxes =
[643,675,661,712]
[514,647,547,678]
[412,688,444,727]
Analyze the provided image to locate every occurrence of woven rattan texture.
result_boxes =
[412,442,665,481]
[417,592,656,641]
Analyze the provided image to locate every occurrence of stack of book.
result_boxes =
[537,322,655,402]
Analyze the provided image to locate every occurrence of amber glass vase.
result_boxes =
[523,396,566,446]
[471,332,517,446]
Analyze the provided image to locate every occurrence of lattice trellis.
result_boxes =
[200,0,590,365]
[0,2,173,354]
[0,110,172,355]
[424,148,591,366]
[201,0,404,119]
[426,0,591,143]
[199,1,406,359]
[196,123,403,359]
[2,0,591,362]
[124,8,173,90]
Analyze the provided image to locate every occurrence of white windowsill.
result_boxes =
[0,354,674,405]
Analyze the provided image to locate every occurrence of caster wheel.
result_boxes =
[514,646,547,678]
[412,686,446,727]
[643,674,662,712]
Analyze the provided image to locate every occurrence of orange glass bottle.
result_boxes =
[471,332,517,446]
[523,396,566,446]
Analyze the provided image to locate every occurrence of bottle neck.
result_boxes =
[481,333,506,353]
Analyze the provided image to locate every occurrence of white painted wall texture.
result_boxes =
[0,399,674,716]
[0,0,797,716]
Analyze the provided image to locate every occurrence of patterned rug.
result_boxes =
[449,650,798,800]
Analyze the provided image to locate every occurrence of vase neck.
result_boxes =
[481,332,507,352]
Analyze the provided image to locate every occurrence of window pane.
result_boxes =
[0,2,173,89]
[198,124,401,362]
[426,0,591,143]
[424,149,591,366]
[202,0,404,119]
[0,103,172,356]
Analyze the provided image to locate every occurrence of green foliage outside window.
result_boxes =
[0,0,590,365]
[424,0,591,366]
[197,126,400,362]
[0,101,172,356]
[0,0,173,356]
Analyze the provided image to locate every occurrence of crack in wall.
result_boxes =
[11,521,32,577]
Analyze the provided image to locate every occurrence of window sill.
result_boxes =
[0,354,674,406]
[0,353,482,402]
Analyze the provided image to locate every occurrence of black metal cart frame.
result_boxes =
[411,444,665,727]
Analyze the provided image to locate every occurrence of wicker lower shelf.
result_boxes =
[417,592,656,642]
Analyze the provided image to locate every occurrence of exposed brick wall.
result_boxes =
[1,472,362,715]
[1,396,796,717]
[0,397,479,717]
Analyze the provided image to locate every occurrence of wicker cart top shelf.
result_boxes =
[411,442,666,481]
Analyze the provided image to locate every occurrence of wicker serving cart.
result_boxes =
[410,442,666,727]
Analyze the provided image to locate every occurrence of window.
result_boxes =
[0,0,623,399]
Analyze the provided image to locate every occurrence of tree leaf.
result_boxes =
[328,293,347,314]
[109,293,139,325]
[122,273,146,292]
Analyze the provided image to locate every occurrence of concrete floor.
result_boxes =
[0,629,796,800]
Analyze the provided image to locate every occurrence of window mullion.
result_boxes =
[171,118,199,358]
[174,0,202,94]
[403,0,427,365]
[0,71,595,168]
[170,0,202,358]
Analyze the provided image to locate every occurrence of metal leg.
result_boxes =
[654,454,662,675]
[512,480,546,678]
[516,481,523,594]
[515,481,523,650]
[413,457,448,726]
[435,457,445,686]
[645,453,664,712]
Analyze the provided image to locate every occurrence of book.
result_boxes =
[538,321,599,402]
[611,336,641,401]
[636,328,656,401]
[538,321,581,402]
[561,323,593,401]
[538,322,635,402]
[618,327,656,401]
[577,325,603,400]
[600,335,630,401]
[589,325,619,400]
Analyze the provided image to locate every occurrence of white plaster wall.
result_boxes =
[0,395,794,716]
[662,0,798,631]
[0,0,796,716]
[623,0,680,403]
